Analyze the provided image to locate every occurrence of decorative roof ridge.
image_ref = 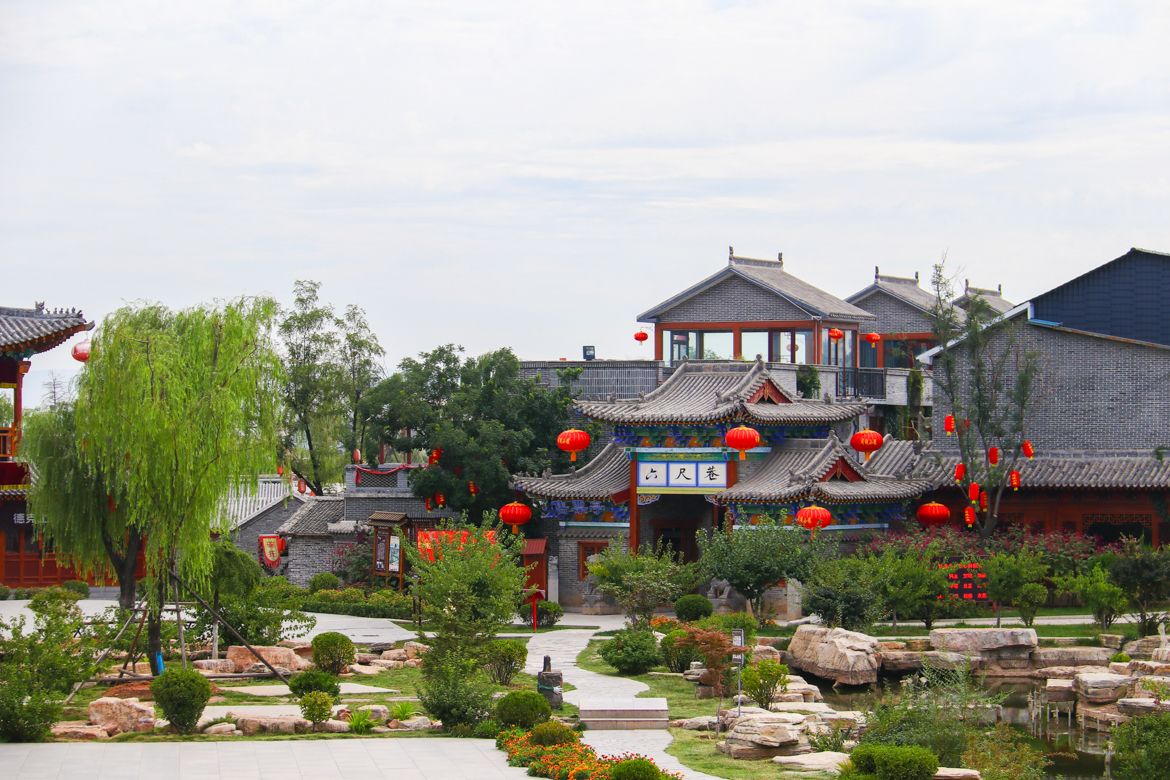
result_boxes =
[512,441,624,484]
[0,304,88,320]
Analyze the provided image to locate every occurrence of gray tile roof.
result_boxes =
[846,271,964,323]
[279,497,345,536]
[717,435,932,504]
[638,254,875,322]
[953,283,1014,314]
[220,477,305,530]
[574,359,867,425]
[512,442,630,500]
[0,304,91,355]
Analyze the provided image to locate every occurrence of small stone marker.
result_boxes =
[537,654,564,710]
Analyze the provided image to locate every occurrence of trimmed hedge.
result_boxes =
[308,572,340,594]
[151,668,212,735]
[673,594,714,623]
[311,632,355,675]
[849,744,938,780]
[60,580,91,599]
[302,601,414,619]
[496,691,551,729]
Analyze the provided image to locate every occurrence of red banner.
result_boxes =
[259,535,283,568]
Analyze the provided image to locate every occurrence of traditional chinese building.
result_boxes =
[1,304,92,587]
[513,359,930,607]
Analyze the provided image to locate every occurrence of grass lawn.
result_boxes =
[388,620,593,634]
[666,729,837,780]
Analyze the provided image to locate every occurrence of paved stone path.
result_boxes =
[0,739,526,779]
[524,627,647,706]
[219,683,392,697]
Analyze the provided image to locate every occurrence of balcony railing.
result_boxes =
[0,427,14,459]
[835,368,886,399]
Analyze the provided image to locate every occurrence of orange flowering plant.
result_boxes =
[498,728,682,780]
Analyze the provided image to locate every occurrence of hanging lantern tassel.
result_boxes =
[795,505,833,538]
[850,429,884,462]
[500,502,533,534]
[635,331,649,345]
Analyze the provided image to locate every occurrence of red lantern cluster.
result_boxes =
[425,498,433,511]
[1010,470,1021,491]
[634,331,649,344]
[865,332,881,345]
[944,415,955,435]
[725,426,761,460]
[988,447,999,465]
[917,502,950,527]
[72,341,92,363]
[557,429,592,462]
[500,502,532,533]
[850,429,884,462]
[428,448,442,465]
[796,505,833,536]
[954,463,966,482]
[435,493,446,508]
[1022,441,1034,459]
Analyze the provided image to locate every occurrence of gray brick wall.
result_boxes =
[932,323,1170,452]
[285,536,337,587]
[556,526,629,607]
[853,290,933,334]
[659,276,811,323]
[231,499,304,566]
[343,493,457,525]
[519,360,664,401]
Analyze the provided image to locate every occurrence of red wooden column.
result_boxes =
[732,328,742,359]
[628,458,640,552]
[654,325,663,361]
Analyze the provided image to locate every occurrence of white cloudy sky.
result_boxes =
[3,1,1169,396]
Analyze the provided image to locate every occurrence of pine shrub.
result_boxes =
[311,631,355,675]
[495,691,551,729]
[673,594,713,623]
[528,720,579,746]
[610,757,663,780]
[151,667,213,735]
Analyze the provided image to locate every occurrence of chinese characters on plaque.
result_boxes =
[637,461,727,489]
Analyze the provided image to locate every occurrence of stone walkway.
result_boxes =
[523,627,647,706]
[0,739,526,779]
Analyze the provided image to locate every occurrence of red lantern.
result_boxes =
[634,331,649,344]
[436,493,446,508]
[725,426,761,460]
[425,498,433,512]
[944,415,955,435]
[850,429,884,462]
[954,463,966,482]
[557,429,592,462]
[968,482,980,504]
[796,505,833,537]
[1010,470,1021,491]
[988,447,999,465]
[500,501,533,534]
[1022,441,1034,459]
[277,464,284,476]
[865,332,881,345]
[964,506,977,526]
[428,448,442,465]
[917,502,950,527]
[352,449,361,464]
[72,341,91,362]
[297,479,306,494]
[828,328,844,341]
[962,419,970,429]
[107,494,116,513]
[979,491,988,510]
[469,480,478,496]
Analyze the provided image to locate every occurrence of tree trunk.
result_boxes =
[891,608,898,633]
[996,601,1002,628]
[211,591,220,660]
[147,577,166,675]
[103,531,143,610]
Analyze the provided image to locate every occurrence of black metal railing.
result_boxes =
[835,368,886,399]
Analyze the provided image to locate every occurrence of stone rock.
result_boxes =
[105,681,157,700]
[226,645,306,673]
[786,682,825,703]
[751,645,782,663]
[718,712,809,760]
[246,663,293,676]
[879,641,906,650]
[675,716,717,730]
[904,639,932,651]
[403,641,429,659]
[757,636,787,648]
[203,722,237,735]
[1046,679,1076,702]
[291,645,314,660]
[52,721,109,740]
[88,697,155,733]
[1122,636,1165,660]
[774,693,806,703]
[930,628,1037,654]
[234,714,312,735]
[192,659,237,673]
[349,663,381,676]
[772,751,849,773]
[537,669,564,710]
[1110,662,1133,675]
[371,726,392,733]
[1033,648,1111,667]
[923,651,982,671]
[368,642,397,653]
[821,710,864,728]
[1098,634,1125,650]
[1074,672,1133,704]
[313,719,350,733]
[404,658,423,669]
[1130,660,1170,677]
[372,659,405,669]
[1153,647,1170,663]
[359,704,389,721]
[933,769,982,779]
[787,625,882,686]
[1117,697,1170,716]
[1032,664,1110,679]
[683,669,705,683]
[695,685,716,699]
[355,653,379,664]
[335,708,353,721]
[882,651,924,673]
[400,715,433,731]
[380,649,409,662]
[208,696,226,703]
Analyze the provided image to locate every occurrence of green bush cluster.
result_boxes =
[495,691,551,729]
[673,594,713,623]
[309,586,367,603]
[845,744,938,780]
[60,580,91,599]
[311,632,355,675]
[482,639,528,685]
[1112,710,1170,780]
[741,659,789,707]
[288,670,341,699]
[1111,652,1132,663]
[302,600,414,619]
[598,629,661,676]
[309,572,340,593]
[299,690,335,724]
[610,757,664,780]
[660,629,701,673]
[418,656,494,729]
[695,612,757,646]
[0,585,9,600]
[151,667,213,735]
[528,720,579,746]
[516,599,563,628]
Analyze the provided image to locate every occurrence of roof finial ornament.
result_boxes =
[729,246,734,259]
[998,283,1002,293]
[875,265,880,281]
[915,271,919,282]
[777,252,783,268]
[755,354,765,368]
[34,301,44,314]
[965,278,970,291]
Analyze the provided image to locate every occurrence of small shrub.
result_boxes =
[29,587,82,620]
[309,572,340,594]
[472,718,503,739]
[535,600,564,628]
[495,691,551,729]
[598,629,661,676]
[529,719,580,746]
[151,667,213,735]
[311,631,355,675]
[288,670,341,699]
[299,690,334,724]
[347,708,375,735]
[0,585,9,600]
[482,639,528,686]
[390,701,415,721]
[809,721,852,752]
[850,744,937,780]
[1112,710,1170,780]
[0,686,60,743]
[741,659,789,707]
[13,587,31,600]
[418,658,494,729]
[660,629,701,674]
[1014,583,1048,628]
[60,580,91,599]
[696,612,758,646]
[962,722,1052,780]
[1111,652,1132,663]
[673,594,713,623]
[610,757,663,780]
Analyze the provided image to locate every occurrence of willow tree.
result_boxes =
[74,298,282,673]
[24,401,142,608]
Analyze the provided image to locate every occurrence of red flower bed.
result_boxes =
[497,729,682,780]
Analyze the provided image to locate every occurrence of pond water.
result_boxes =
[812,674,1111,779]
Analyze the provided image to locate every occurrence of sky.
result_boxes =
[3,1,1170,399]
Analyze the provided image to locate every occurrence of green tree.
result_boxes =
[1055,564,1128,630]
[363,345,591,519]
[869,546,952,632]
[1108,537,1170,636]
[202,539,262,658]
[23,401,142,608]
[980,550,1047,627]
[404,514,529,660]
[74,298,283,673]
[336,304,385,456]
[696,519,831,626]
[925,259,1043,541]
[802,556,884,631]
[587,537,698,629]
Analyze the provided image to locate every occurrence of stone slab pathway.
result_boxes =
[0,738,526,780]
[219,683,392,697]
[523,629,647,705]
